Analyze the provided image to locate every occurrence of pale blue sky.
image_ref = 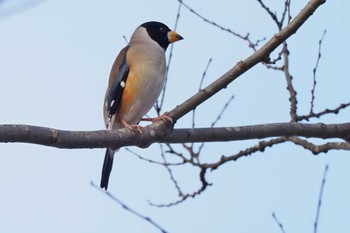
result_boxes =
[0,0,349,232]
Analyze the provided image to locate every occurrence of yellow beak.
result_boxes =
[167,31,184,43]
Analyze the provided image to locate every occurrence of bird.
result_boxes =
[100,21,183,190]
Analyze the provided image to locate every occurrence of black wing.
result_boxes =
[106,47,130,118]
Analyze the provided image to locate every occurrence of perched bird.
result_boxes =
[100,21,183,190]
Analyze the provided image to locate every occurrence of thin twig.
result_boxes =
[165,144,189,162]
[178,0,244,38]
[197,94,235,154]
[282,42,298,122]
[257,0,292,30]
[90,181,168,233]
[159,144,185,197]
[314,164,329,233]
[280,0,292,28]
[264,47,284,66]
[310,30,327,114]
[125,148,185,166]
[122,35,128,44]
[198,58,213,91]
[257,0,279,26]
[178,0,264,51]
[156,2,182,114]
[287,0,292,23]
[210,95,235,128]
[183,57,212,163]
[210,137,288,170]
[149,167,211,207]
[192,58,213,129]
[260,0,298,120]
[297,102,350,121]
[272,212,287,233]
[287,136,350,154]
[191,58,213,154]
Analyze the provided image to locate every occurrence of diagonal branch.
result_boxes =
[314,164,329,233]
[167,0,327,123]
[272,212,287,233]
[91,182,168,233]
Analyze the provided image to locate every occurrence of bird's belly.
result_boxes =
[118,62,165,125]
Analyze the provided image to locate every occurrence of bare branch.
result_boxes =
[281,0,292,26]
[197,94,235,154]
[310,30,327,114]
[1,122,349,149]
[192,58,213,129]
[91,182,168,233]
[149,167,211,207]
[165,144,189,162]
[178,0,240,37]
[178,0,258,46]
[282,43,298,122]
[287,137,350,155]
[122,35,128,44]
[210,95,235,128]
[314,165,329,233]
[210,137,288,170]
[257,0,292,30]
[159,144,185,197]
[287,0,292,23]
[125,148,184,166]
[297,102,350,121]
[257,0,280,26]
[272,212,287,233]
[264,48,284,67]
[198,58,213,91]
[155,1,182,114]
[168,0,327,123]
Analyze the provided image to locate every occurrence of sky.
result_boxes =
[0,0,349,232]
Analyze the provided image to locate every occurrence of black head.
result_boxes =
[140,21,183,50]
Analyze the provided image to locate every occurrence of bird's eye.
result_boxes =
[159,27,166,33]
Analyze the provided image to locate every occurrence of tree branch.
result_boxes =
[167,0,327,122]
[0,122,349,149]
[272,212,287,233]
[287,137,350,154]
[91,182,168,233]
[314,164,329,233]
[297,102,350,121]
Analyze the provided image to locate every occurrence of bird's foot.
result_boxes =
[141,112,173,124]
[120,119,143,134]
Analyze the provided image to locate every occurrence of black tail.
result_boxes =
[100,148,116,190]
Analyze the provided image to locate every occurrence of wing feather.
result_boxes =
[105,46,130,125]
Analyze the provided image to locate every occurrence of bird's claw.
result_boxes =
[141,112,173,124]
[126,125,143,134]
[120,119,143,134]
[155,114,173,124]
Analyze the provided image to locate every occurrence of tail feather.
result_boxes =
[100,148,117,190]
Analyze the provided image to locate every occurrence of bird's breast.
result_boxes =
[118,45,166,125]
